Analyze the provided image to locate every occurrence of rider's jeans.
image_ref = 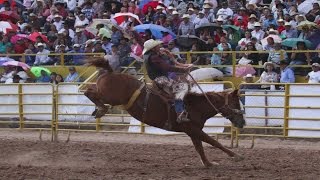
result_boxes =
[174,99,184,113]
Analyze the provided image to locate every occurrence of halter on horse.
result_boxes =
[85,58,246,167]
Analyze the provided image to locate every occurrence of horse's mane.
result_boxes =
[86,57,113,73]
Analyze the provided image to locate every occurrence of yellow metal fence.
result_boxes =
[1,82,320,147]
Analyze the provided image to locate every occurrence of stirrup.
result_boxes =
[177,111,190,123]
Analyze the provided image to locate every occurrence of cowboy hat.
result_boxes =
[36,42,45,47]
[182,14,190,19]
[203,4,211,9]
[172,10,179,15]
[243,74,255,80]
[312,63,320,67]
[254,22,261,27]
[142,39,163,55]
[246,3,257,9]
[249,14,257,19]
[284,22,291,26]
[156,5,164,10]
[263,62,275,69]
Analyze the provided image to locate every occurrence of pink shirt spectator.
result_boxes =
[161,34,174,47]
[131,43,142,57]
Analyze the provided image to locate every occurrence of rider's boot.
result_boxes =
[176,111,190,123]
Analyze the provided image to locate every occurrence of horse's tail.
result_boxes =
[86,57,113,73]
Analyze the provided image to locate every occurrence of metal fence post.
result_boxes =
[283,84,290,137]
[232,51,236,77]
[61,53,65,66]
[186,52,191,64]
[18,84,24,129]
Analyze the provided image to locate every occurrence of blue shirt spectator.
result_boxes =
[280,61,295,83]
[67,44,85,65]
[37,70,51,83]
[65,67,80,82]
[263,15,277,30]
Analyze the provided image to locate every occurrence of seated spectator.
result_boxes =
[256,62,279,89]
[5,75,24,84]
[37,70,51,83]
[102,37,113,55]
[225,27,241,50]
[118,37,133,66]
[24,44,37,66]
[56,74,64,84]
[279,60,295,83]
[73,28,88,49]
[65,67,80,82]
[167,40,182,62]
[263,36,275,51]
[178,14,195,35]
[210,47,221,65]
[161,31,174,47]
[306,63,320,83]
[291,41,311,65]
[239,74,259,105]
[281,22,298,38]
[93,40,106,54]
[96,24,109,40]
[0,35,12,54]
[217,37,231,51]
[0,66,14,83]
[237,31,252,50]
[67,44,85,65]
[74,13,89,28]
[15,67,29,83]
[104,45,120,72]
[34,43,53,66]
[193,10,209,29]
[50,72,57,84]
[242,42,260,65]
[251,37,263,51]
[267,43,288,64]
[251,22,265,42]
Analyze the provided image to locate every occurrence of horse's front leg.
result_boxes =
[84,87,109,118]
[190,136,219,167]
[184,124,243,161]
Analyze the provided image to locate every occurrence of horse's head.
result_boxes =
[220,90,246,128]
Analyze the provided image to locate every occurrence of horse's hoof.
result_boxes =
[94,109,108,118]
[233,155,245,162]
[203,161,219,168]
[91,109,98,116]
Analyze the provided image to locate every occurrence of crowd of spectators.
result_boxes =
[1,0,320,84]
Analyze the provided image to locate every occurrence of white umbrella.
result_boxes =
[187,68,223,81]
[85,19,116,36]
[298,0,317,15]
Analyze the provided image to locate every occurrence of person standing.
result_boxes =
[306,63,320,83]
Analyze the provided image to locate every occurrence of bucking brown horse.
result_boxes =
[85,58,246,167]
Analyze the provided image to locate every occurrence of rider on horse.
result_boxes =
[143,39,193,123]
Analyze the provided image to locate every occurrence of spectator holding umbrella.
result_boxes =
[37,70,51,83]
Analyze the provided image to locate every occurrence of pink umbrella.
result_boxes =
[113,13,142,25]
[0,21,18,34]
[2,61,30,70]
[261,35,282,47]
[235,65,256,78]
[10,34,28,44]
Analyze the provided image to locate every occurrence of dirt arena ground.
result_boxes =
[0,130,319,180]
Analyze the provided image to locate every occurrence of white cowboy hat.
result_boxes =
[36,43,45,47]
[268,28,279,34]
[188,8,194,11]
[156,5,164,10]
[277,19,284,22]
[284,22,291,26]
[246,3,257,9]
[172,10,179,15]
[263,62,275,69]
[243,74,255,80]
[203,4,211,9]
[254,22,261,27]
[142,39,163,55]
[167,6,174,10]
[249,14,257,19]
[182,14,190,19]
[312,63,320,67]
[217,16,224,22]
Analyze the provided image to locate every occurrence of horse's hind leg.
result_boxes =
[190,137,219,167]
[84,87,109,118]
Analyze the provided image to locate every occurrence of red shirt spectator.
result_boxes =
[14,41,28,54]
